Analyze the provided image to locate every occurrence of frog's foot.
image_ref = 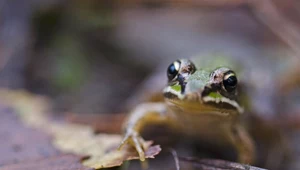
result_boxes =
[118,130,146,161]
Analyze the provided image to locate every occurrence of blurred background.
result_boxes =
[1,0,299,114]
[1,0,300,169]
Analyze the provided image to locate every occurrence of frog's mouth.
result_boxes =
[165,91,243,115]
[165,98,239,116]
[163,84,243,114]
[201,93,244,114]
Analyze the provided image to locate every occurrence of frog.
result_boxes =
[118,59,255,164]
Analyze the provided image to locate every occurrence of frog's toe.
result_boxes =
[118,131,146,161]
[132,135,145,161]
[118,134,130,150]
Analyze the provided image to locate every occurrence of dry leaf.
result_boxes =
[0,89,161,169]
[66,113,126,134]
[50,123,161,169]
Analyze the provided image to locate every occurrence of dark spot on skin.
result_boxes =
[177,74,186,94]
[205,101,237,111]
[202,83,221,97]
[164,92,179,99]
[202,82,238,101]
[187,61,196,74]
[211,83,222,90]
[201,86,212,97]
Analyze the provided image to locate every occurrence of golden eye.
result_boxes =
[223,71,237,92]
[167,60,180,81]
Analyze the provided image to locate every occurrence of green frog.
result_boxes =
[118,59,255,164]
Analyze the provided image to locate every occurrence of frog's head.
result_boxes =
[163,59,243,115]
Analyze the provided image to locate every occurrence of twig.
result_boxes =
[179,156,267,170]
[169,148,180,170]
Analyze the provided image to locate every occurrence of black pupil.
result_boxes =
[226,76,237,86]
[223,75,237,92]
[167,63,178,81]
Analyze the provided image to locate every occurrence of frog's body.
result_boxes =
[118,59,255,164]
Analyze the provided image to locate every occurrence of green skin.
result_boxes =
[118,59,255,164]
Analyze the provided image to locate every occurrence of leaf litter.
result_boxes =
[0,89,161,169]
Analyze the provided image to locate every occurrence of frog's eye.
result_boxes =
[167,60,181,81]
[223,71,237,92]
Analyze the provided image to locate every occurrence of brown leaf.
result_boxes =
[66,113,126,134]
[51,123,161,169]
[0,154,92,170]
[0,89,161,169]
[83,143,161,169]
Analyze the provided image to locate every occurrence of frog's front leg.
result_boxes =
[118,102,177,161]
[228,124,255,164]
